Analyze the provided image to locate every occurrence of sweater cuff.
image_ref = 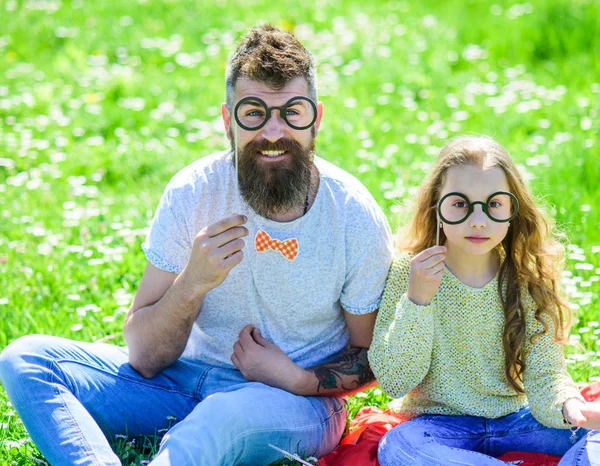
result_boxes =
[399,293,435,312]
[560,393,588,427]
[397,293,436,316]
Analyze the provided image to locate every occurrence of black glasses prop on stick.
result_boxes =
[231,96,317,181]
[435,191,519,246]
[234,96,317,131]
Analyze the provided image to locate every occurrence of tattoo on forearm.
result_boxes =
[309,346,375,393]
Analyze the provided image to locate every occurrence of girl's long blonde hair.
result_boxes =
[399,135,572,393]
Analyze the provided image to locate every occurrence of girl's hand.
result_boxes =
[563,398,600,430]
[407,246,447,306]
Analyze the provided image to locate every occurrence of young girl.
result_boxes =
[368,135,600,465]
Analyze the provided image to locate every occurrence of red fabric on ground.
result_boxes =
[318,427,381,466]
[319,382,600,466]
[582,382,600,402]
[338,406,411,447]
[496,451,560,466]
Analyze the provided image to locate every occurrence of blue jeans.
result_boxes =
[0,334,347,466]
[378,408,599,465]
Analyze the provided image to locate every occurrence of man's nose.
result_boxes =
[261,110,285,143]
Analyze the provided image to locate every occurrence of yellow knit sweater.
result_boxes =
[368,254,583,429]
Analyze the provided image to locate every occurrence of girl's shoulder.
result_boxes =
[391,252,415,268]
[386,252,416,284]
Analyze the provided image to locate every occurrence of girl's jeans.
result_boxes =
[0,334,347,466]
[378,408,599,465]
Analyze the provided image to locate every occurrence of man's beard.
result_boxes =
[231,132,315,218]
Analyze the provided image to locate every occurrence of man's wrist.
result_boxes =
[289,367,314,396]
[177,269,210,302]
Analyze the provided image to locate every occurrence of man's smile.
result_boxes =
[259,149,289,160]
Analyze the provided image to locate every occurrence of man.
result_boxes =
[0,25,393,465]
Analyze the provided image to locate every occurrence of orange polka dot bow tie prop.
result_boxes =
[255,229,299,261]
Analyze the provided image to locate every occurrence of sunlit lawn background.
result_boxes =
[0,0,599,464]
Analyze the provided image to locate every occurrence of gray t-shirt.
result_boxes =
[142,150,394,369]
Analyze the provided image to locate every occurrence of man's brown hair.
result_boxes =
[225,24,317,109]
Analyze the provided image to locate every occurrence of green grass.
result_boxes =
[1,0,599,463]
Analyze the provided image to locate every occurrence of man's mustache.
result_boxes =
[242,138,304,154]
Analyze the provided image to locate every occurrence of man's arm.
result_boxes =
[125,215,248,379]
[294,310,379,396]
[298,345,378,396]
[231,310,380,396]
[124,263,206,379]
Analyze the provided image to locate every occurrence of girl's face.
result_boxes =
[438,165,512,256]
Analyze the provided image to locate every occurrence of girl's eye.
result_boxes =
[489,201,502,208]
[453,201,468,209]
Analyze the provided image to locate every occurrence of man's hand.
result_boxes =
[231,325,309,393]
[181,214,248,296]
[563,398,600,430]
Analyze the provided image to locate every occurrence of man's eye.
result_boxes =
[286,109,300,116]
[247,110,264,117]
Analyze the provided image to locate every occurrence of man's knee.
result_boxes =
[163,390,282,441]
[159,392,312,466]
[203,389,339,457]
[198,391,265,433]
[154,394,251,466]
[0,334,60,385]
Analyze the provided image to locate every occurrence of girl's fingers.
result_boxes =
[424,261,445,276]
[420,254,446,270]
[414,246,447,263]
[433,268,445,278]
